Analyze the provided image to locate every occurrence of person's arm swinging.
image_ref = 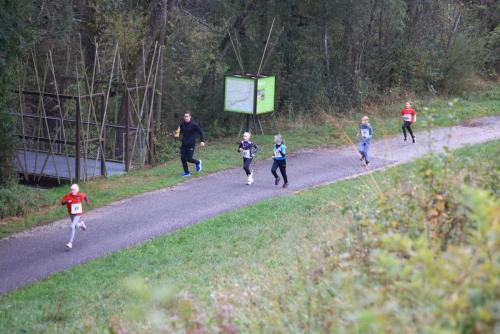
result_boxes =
[83,194,92,206]
[195,123,206,147]
[280,144,286,157]
[174,123,182,138]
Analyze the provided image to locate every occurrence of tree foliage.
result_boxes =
[0,0,34,185]
[0,0,498,181]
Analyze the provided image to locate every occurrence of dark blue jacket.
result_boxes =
[178,121,205,147]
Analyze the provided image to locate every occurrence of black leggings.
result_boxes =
[180,145,199,173]
[402,121,414,139]
[243,158,253,176]
[271,160,288,183]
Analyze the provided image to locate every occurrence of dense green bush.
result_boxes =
[154,130,180,163]
[377,147,500,247]
[0,185,55,219]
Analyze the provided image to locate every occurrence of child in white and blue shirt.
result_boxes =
[271,134,288,188]
[358,116,373,165]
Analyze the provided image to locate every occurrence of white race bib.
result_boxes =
[274,148,283,158]
[71,203,82,214]
[402,114,412,121]
[241,149,251,158]
[360,129,370,138]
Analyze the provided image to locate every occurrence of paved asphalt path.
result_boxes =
[1,116,499,294]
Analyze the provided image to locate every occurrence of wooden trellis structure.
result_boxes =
[13,41,162,184]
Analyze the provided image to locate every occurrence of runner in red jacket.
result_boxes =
[400,101,416,143]
[61,184,91,249]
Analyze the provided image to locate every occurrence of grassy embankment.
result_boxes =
[1,83,499,237]
[0,139,498,333]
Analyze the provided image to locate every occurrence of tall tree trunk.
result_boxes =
[135,0,169,82]
[153,0,171,160]
[73,0,96,73]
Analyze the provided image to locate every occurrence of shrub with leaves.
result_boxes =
[0,184,54,219]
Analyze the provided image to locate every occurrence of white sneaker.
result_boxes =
[247,174,254,185]
[66,242,73,249]
[78,221,87,231]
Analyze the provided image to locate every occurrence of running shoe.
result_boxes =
[66,242,73,249]
[275,176,281,186]
[182,172,191,177]
[283,182,288,189]
[78,221,87,231]
[365,160,370,166]
[412,136,416,143]
[196,160,202,172]
[247,174,254,185]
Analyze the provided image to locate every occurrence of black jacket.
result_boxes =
[177,121,205,147]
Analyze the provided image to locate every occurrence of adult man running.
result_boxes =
[175,112,205,176]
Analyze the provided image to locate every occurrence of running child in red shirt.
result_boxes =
[61,184,91,249]
[400,101,416,143]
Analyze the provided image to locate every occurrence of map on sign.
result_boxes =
[224,76,255,114]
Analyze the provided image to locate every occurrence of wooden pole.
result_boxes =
[147,87,154,165]
[125,90,130,172]
[17,74,29,181]
[33,54,61,184]
[252,77,258,132]
[257,17,275,77]
[101,44,119,166]
[259,26,284,76]
[146,46,162,166]
[49,50,72,182]
[226,23,245,75]
[127,43,158,166]
[100,95,107,176]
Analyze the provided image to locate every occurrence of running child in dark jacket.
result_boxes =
[238,132,259,185]
[271,134,288,188]
[358,116,373,166]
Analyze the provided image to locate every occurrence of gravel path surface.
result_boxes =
[1,116,499,294]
